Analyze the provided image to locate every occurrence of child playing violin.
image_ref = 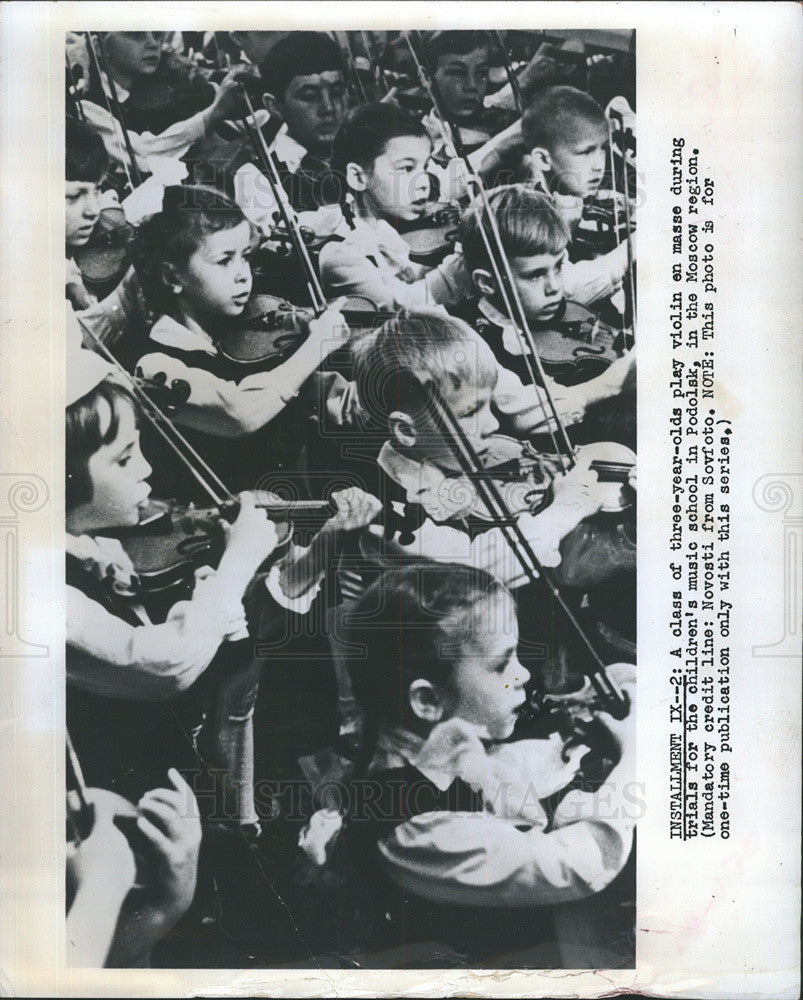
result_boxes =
[130,183,351,502]
[314,102,472,310]
[75,31,248,175]
[521,85,635,310]
[231,32,350,221]
[458,184,634,387]
[349,307,619,592]
[66,349,278,822]
[66,348,380,827]
[312,562,636,967]
[66,117,147,366]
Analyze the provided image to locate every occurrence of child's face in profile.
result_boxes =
[445,591,529,740]
[66,181,101,248]
[509,249,567,323]
[398,376,499,471]
[103,32,165,81]
[433,46,491,121]
[361,134,433,222]
[75,397,152,531]
[173,220,253,321]
[544,120,609,198]
[278,72,348,155]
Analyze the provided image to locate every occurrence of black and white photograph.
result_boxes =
[63,25,637,970]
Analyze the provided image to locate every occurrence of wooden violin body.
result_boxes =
[395,202,461,267]
[216,293,396,370]
[74,205,133,299]
[113,494,334,620]
[532,299,629,384]
[573,190,636,260]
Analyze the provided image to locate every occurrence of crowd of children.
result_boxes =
[65,27,637,970]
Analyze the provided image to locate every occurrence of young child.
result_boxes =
[76,32,246,174]
[66,349,380,823]
[130,183,351,501]
[327,562,636,967]
[314,102,472,310]
[349,307,620,591]
[231,32,349,223]
[66,350,280,816]
[65,117,147,365]
[521,86,634,307]
[458,184,634,386]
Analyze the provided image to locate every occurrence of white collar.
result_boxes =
[271,124,310,175]
[66,532,138,595]
[377,441,476,523]
[372,722,488,793]
[149,314,218,356]
[101,73,130,105]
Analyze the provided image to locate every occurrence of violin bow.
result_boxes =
[404,31,576,470]
[66,729,95,841]
[489,30,524,116]
[75,317,235,508]
[337,31,370,107]
[411,372,628,717]
[237,86,329,316]
[606,104,637,333]
[83,33,143,192]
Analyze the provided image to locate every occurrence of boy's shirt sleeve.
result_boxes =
[493,364,586,435]
[319,226,471,310]
[377,809,634,907]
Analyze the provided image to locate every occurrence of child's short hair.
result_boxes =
[522,85,607,152]
[66,117,110,184]
[459,184,570,273]
[66,378,137,511]
[331,102,428,180]
[346,562,509,726]
[352,307,498,426]
[425,30,490,65]
[259,32,345,100]
[131,183,252,315]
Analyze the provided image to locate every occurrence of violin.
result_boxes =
[394,201,461,267]
[213,293,395,371]
[74,204,134,300]
[111,493,335,620]
[573,189,637,260]
[113,489,423,622]
[433,435,634,525]
[530,299,629,384]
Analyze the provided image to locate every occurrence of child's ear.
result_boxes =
[388,411,417,449]
[161,261,182,295]
[471,267,496,298]
[346,162,368,193]
[530,145,553,175]
[408,680,446,724]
